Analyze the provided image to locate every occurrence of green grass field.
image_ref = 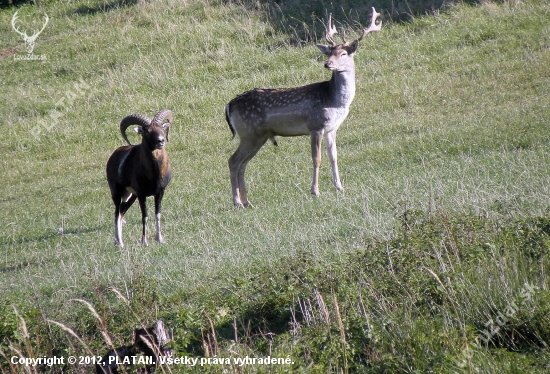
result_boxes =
[1,0,550,372]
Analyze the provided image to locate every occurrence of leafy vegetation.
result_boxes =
[1,0,549,372]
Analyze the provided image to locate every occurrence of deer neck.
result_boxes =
[329,68,355,108]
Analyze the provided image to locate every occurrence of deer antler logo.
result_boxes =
[11,10,49,54]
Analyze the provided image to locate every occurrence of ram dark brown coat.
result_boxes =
[106,110,172,247]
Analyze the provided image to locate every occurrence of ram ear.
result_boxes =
[163,122,170,142]
[134,127,144,135]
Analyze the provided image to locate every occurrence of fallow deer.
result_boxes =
[226,7,382,207]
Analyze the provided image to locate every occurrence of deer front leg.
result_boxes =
[310,131,324,197]
[325,131,343,191]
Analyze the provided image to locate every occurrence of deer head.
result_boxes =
[316,7,382,72]
[11,10,49,54]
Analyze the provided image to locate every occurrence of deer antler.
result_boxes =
[357,7,382,42]
[341,28,347,44]
[325,13,338,47]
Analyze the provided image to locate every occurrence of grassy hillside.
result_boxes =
[1,0,550,372]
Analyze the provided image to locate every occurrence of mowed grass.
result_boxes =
[1,0,550,372]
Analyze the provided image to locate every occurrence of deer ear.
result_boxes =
[316,44,332,56]
[348,40,359,55]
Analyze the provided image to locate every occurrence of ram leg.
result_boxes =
[138,196,148,246]
[154,191,165,243]
[114,205,124,247]
[120,194,137,217]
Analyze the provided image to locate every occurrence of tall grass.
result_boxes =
[1,0,550,372]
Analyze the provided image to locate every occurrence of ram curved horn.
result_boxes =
[152,109,172,142]
[152,109,172,125]
[119,114,152,146]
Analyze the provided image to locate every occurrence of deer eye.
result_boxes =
[341,51,348,56]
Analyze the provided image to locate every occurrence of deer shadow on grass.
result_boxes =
[0,0,33,9]
[72,0,138,16]
[228,0,479,44]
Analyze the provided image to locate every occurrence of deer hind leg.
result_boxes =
[310,130,324,197]
[325,131,343,191]
[229,145,247,207]
[229,137,268,207]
